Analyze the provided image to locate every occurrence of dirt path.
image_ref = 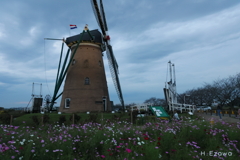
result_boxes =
[195,112,240,124]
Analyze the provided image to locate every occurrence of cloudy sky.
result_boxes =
[1,0,240,108]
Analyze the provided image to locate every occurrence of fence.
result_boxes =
[197,109,239,117]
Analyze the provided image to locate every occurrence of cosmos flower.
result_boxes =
[126,148,132,153]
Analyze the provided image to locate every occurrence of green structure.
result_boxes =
[149,106,170,119]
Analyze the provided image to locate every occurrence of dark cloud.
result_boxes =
[1,0,240,107]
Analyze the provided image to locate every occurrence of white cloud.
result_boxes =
[19,26,42,46]
[112,3,240,53]
[0,23,6,39]
[1,0,240,107]
[0,53,46,82]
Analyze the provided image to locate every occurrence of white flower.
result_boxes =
[137,137,140,141]
[159,154,162,158]
[138,142,141,145]
[141,141,145,144]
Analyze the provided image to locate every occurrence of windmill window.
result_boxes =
[65,98,70,108]
[83,59,89,68]
[85,77,90,85]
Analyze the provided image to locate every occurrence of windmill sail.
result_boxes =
[99,0,108,31]
[90,0,106,36]
[106,45,123,106]
[91,0,124,108]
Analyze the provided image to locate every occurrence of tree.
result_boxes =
[144,97,167,106]
[179,72,240,108]
[125,103,136,110]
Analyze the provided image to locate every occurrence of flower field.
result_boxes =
[0,115,240,160]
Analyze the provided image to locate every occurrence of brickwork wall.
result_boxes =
[59,43,111,113]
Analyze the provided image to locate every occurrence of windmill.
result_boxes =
[90,0,124,109]
[50,0,124,113]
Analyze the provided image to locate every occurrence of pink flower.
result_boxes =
[126,148,132,153]
[116,146,121,148]
[101,155,105,158]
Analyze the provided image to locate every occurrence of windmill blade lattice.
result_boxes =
[91,0,124,107]
[99,0,108,32]
[90,0,106,36]
[106,46,123,106]
[90,0,101,29]
[44,94,52,111]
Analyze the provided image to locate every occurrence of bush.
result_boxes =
[59,115,66,125]
[129,111,138,124]
[31,115,39,126]
[43,114,50,124]
[88,113,98,123]
[0,113,11,124]
[69,114,81,124]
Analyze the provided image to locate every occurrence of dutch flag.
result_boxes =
[70,24,77,29]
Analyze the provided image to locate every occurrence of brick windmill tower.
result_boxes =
[51,0,124,113]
